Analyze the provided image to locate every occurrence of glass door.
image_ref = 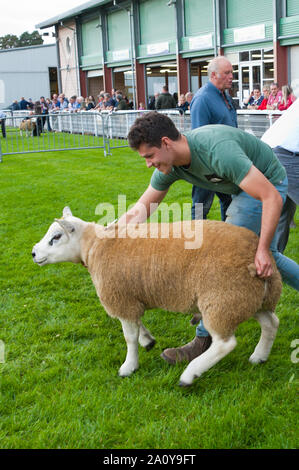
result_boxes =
[240,63,262,106]
[240,64,250,104]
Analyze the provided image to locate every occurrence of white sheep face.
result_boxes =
[32,207,84,266]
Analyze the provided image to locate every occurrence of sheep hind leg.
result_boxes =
[249,311,279,364]
[179,334,237,387]
[119,319,140,377]
[139,323,156,351]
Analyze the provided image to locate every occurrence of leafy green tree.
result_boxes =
[0,31,43,49]
[0,34,19,49]
[18,31,43,47]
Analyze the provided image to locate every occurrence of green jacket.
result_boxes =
[155,92,176,110]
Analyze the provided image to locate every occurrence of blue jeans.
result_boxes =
[192,186,232,221]
[196,176,299,337]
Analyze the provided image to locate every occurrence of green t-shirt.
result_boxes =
[150,124,286,195]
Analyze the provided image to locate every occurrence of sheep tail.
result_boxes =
[247,263,257,278]
[248,262,269,301]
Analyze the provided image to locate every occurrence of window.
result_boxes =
[66,36,72,55]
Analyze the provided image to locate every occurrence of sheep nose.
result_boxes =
[32,251,36,258]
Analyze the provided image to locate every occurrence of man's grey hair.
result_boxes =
[207,56,231,78]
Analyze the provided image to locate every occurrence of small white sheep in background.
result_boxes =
[32,207,282,387]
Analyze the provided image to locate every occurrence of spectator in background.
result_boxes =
[68,95,80,112]
[243,85,264,109]
[57,95,68,111]
[148,92,159,110]
[19,97,30,110]
[0,110,6,138]
[76,96,86,111]
[190,56,237,222]
[267,82,282,110]
[51,94,60,109]
[116,94,129,110]
[138,102,145,110]
[27,98,34,110]
[8,100,20,111]
[40,96,52,131]
[278,85,296,111]
[85,96,96,111]
[258,86,270,110]
[155,85,177,110]
[185,91,193,110]
[103,93,115,110]
[33,101,43,136]
[95,93,105,111]
[177,94,189,114]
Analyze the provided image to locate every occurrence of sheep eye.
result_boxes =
[49,233,62,246]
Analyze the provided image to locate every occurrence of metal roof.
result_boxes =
[35,0,112,29]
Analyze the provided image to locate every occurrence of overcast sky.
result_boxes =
[0,0,87,43]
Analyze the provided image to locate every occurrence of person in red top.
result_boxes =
[258,86,270,110]
[278,85,296,111]
[267,82,283,110]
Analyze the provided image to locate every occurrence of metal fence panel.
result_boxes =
[0,112,107,161]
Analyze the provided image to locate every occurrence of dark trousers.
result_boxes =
[0,119,6,138]
[273,146,299,253]
[33,117,43,136]
[191,186,232,221]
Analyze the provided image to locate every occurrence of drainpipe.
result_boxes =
[54,25,62,94]
[213,0,218,56]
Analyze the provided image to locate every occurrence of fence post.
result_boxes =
[102,113,111,157]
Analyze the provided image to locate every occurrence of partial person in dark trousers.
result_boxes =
[0,110,6,138]
[190,56,237,221]
[262,95,299,253]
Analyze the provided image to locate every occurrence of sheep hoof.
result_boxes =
[118,364,138,377]
[178,380,192,388]
[249,355,267,364]
[145,339,156,351]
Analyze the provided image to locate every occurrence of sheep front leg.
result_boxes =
[119,319,140,377]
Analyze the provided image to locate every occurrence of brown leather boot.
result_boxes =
[161,336,212,365]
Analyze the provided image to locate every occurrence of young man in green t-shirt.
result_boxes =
[117,112,299,364]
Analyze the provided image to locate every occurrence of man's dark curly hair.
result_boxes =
[128,112,181,150]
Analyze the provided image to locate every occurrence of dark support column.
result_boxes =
[177,55,189,95]
[103,65,113,93]
[273,42,288,85]
[135,61,146,109]
[273,0,289,85]
[79,70,87,97]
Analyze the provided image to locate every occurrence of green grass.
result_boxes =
[0,143,298,449]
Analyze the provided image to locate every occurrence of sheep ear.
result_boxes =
[55,218,75,234]
[63,206,73,218]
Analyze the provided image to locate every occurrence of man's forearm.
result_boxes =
[258,193,283,251]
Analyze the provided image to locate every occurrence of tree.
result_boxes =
[0,34,19,49]
[0,31,43,49]
[18,31,43,47]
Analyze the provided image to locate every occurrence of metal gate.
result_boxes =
[0,111,109,162]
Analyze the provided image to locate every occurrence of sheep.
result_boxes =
[32,207,282,386]
[19,118,36,137]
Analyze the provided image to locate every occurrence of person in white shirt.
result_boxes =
[262,97,298,252]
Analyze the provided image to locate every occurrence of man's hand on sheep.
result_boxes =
[239,166,283,278]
